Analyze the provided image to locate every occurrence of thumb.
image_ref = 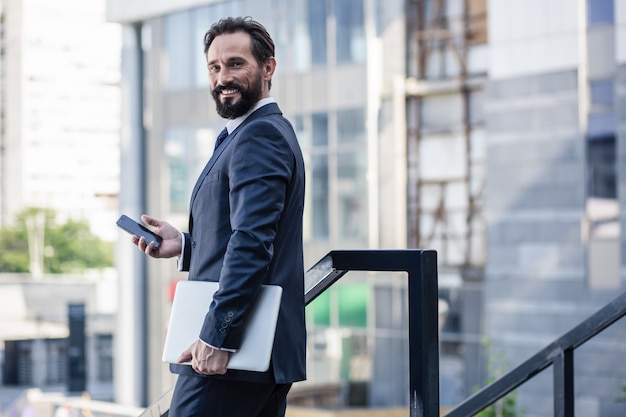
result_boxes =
[177,348,192,364]
[141,214,159,228]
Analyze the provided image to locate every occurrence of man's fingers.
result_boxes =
[177,349,192,364]
[144,241,155,255]
[186,344,229,375]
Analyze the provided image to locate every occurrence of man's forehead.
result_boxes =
[207,32,252,57]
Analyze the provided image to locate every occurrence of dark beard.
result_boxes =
[211,73,264,119]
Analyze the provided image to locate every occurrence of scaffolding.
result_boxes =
[406,0,487,270]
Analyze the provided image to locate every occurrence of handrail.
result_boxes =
[444,290,626,417]
[137,249,439,417]
[137,388,173,417]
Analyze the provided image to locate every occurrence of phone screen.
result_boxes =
[116,215,163,248]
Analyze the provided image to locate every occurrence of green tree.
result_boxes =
[0,207,113,274]
[0,226,31,272]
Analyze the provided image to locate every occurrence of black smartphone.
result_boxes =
[116,215,162,249]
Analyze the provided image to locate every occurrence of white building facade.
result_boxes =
[1,0,121,240]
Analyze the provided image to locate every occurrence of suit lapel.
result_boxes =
[188,133,229,208]
[188,103,282,232]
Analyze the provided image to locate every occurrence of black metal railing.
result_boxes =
[132,250,626,417]
[138,249,440,417]
[444,290,626,417]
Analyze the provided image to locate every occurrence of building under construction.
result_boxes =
[404,0,488,407]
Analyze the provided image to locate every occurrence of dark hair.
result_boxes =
[203,16,275,66]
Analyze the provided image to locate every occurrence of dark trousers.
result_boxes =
[168,374,292,417]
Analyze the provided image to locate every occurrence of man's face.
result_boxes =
[206,32,271,119]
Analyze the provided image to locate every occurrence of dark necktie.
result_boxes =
[214,128,228,150]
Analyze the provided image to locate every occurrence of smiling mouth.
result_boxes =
[221,88,239,97]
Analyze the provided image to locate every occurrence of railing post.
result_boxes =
[407,251,440,417]
[553,348,574,417]
[330,250,439,417]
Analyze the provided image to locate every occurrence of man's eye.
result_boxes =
[208,65,219,72]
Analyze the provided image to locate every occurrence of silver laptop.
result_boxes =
[162,280,282,372]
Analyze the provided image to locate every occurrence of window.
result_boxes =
[587,136,616,199]
[337,108,367,240]
[589,79,613,108]
[337,283,368,327]
[337,108,365,144]
[586,134,620,290]
[312,153,330,238]
[95,334,114,382]
[45,339,67,384]
[165,127,192,212]
[587,0,614,24]
[308,0,328,65]
[164,11,192,91]
[309,288,331,325]
[291,0,312,71]
[307,283,369,327]
[309,112,328,239]
[337,150,368,239]
[306,109,368,241]
[588,112,616,141]
[191,7,211,88]
[335,0,365,63]
[312,113,328,146]
[165,126,216,213]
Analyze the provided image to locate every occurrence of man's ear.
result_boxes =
[263,57,277,81]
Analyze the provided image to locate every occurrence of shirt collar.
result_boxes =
[225,97,276,134]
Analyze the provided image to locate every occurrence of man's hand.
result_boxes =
[178,340,230,376]
[131,214,182,259]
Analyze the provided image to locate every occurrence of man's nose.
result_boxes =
[217,68,233,85]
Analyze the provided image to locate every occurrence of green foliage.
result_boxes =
[0,226,31,272]
[474,339,524,417]
[0,207,113,274]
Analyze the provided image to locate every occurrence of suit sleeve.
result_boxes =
[199,120,294,349]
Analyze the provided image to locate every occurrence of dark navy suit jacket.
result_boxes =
[179,102,306,384]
